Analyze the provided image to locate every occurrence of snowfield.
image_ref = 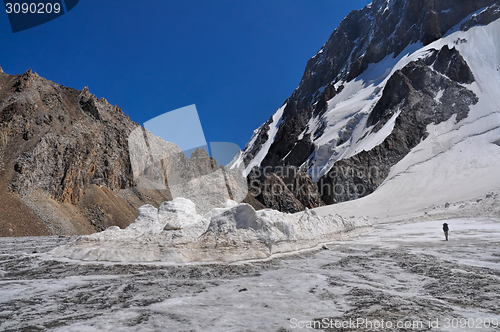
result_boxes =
[1,205,499,331]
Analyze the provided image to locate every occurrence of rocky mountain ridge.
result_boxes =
[0,67,252,236]
[234,0,500,212]
[0,69,173,236]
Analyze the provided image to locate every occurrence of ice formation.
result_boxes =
[50,197,371,263]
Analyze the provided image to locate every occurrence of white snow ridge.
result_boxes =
[50,198,371,263]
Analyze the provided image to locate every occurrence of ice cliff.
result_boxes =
[50,197,371,263]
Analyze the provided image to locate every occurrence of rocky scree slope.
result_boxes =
[235,0,500,212]
[0,68,172,236]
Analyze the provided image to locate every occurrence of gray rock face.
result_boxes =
[370,47,477,127]
[242,120,271,169]
[461,3,500,31]
[248,171,304,213]
[430,45,475,84]
[240,0,496,212]
[247,166,323,213]
[251,1,497,171]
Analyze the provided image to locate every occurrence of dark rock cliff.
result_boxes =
[282,0,495,121]
[240,0,498,213]
[319,46,478,204]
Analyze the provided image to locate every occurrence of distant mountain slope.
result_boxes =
[0,68,171,236]
[234,0,500,212]
[317,18,500,219]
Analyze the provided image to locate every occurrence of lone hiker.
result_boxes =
[442,222,449,241]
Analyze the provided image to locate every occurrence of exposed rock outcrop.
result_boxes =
[237,0,496,213]
[319,50,477,204]
[247,166,323,213]
[0,69,172,236]
[0,67,249,235]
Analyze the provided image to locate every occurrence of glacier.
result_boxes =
[50,197,371,263]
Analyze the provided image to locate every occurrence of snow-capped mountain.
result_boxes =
[234,0,500,211]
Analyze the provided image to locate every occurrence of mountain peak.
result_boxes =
[0,69,168,236]
[289,0,499,120]
[236,0,500,213]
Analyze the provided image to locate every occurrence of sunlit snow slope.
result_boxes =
[314,18,500,218]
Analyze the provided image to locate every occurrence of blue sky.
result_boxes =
[0,0,371,149]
